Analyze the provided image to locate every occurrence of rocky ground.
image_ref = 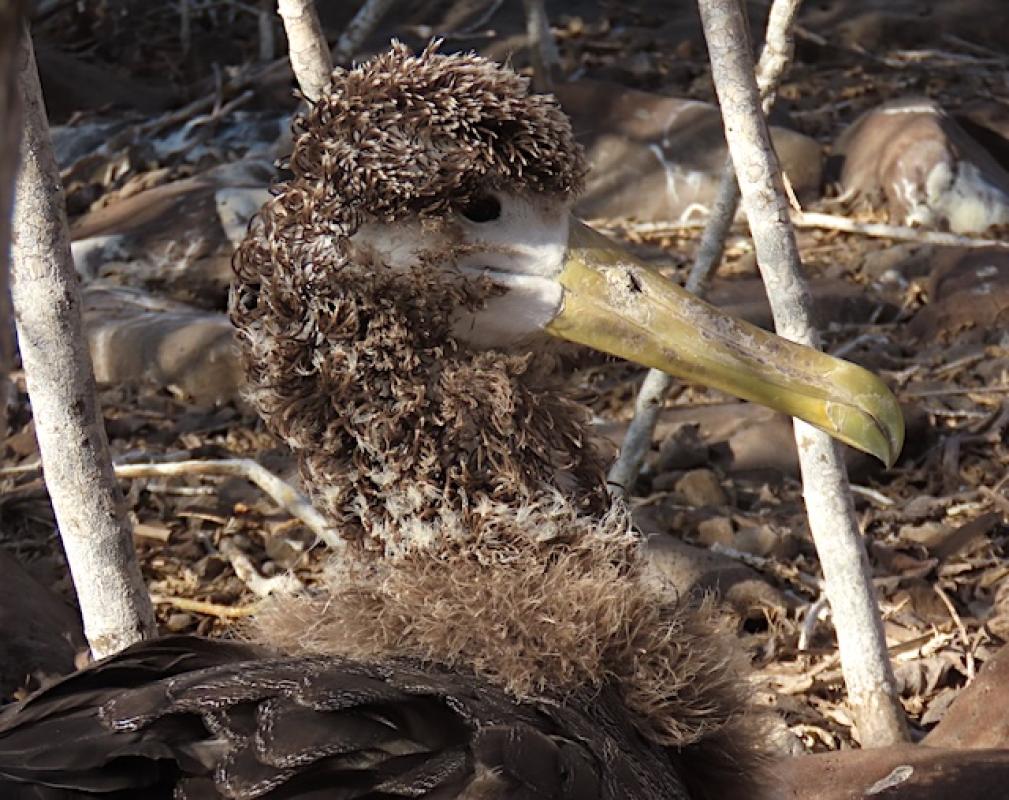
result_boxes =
[3,0,1009,757]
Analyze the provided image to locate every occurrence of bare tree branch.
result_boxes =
[258,0,277,62]
[10,23,156,658]
[697,0,908,745]
[608,0,802,497]
[277,0,332,102]
[522,0,559,92]
[332,0,397,65]
[0,1,25,442]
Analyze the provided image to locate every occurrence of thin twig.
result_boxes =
[219,537,303,597]
[149,594,258,618]
[521,0,559,92]
[602,212,1009,249]
[933,583,975,681]
[114,459,342,550]
[793,212,1009,248]
[905,384,1009,398]
[332,0,397,64]
[849,484,896,507]
[799,595,830,651]
[710,542,824,593]
[5,457,338,548]
[607,0,803,498]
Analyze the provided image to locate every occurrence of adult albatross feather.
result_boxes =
[0,43,902,799]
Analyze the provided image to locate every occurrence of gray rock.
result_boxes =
[71,160,273,309]
[83,285,241,405]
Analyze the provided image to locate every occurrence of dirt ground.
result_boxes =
[4,0,1009,754]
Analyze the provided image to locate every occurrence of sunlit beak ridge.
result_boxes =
[545,220,904,467]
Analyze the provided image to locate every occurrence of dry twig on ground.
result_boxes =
[792,212,1009,248]
[114,459,342,550]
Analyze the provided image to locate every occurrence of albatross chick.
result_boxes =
[0,44,904,800]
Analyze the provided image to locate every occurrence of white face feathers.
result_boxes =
[351,192,572,350]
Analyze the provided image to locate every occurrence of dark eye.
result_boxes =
[459,193,502,223]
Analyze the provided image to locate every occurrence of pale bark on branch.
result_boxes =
[522,0,559,92]
[0,1,25,441]
[10,24,156,658]
[697,0,908,746]
[332,0,397,65]
[608,0,802,496]
[277,0,332,102]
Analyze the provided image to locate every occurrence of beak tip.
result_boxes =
[823,381,904,469]
[864,395,905,469]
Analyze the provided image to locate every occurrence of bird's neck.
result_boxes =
[245,264,610,554]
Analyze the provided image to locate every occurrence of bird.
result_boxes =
[0,43,903,799]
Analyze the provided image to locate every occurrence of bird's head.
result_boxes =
[233,42,902,471]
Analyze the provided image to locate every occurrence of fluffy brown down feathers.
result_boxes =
[232,42,767,793]
[231,42,604,551]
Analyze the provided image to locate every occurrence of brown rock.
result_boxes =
[696,516,734,548]
[770,744,1009,800]
[908,246,1009,343]
[34,44,177,122]
[165,613,195,633]
[654,422,708,472]
[674,468,728,508]
[801,1,1009,60]
[556,81,822,223]
[925,644,1009,749]
[734,525,778,558]
[643,533,790,621]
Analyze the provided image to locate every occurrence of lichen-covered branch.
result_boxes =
[10,24,156,658]
[697,0,908,746]
[277,0,332,102]
[607,0,802,497]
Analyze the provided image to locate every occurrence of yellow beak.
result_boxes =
[545,220,903,467]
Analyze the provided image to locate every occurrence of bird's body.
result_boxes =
[0,636,700,799]
[0,43,904,799]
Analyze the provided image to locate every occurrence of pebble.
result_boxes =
[674,468,728,508]
[165,613,194,633]
[696,516,734,547]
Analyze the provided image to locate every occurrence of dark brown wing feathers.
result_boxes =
[0,636,689,799]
